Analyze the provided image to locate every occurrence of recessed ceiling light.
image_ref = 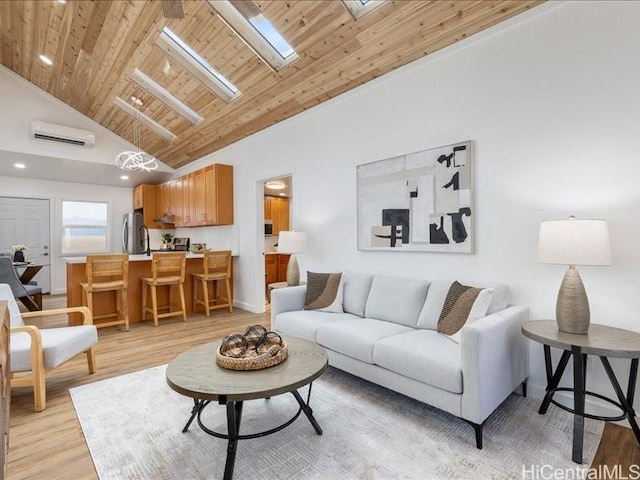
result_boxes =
[279,193,286,196]
[56,0,67,4]
[120,175,129,180]
[14,163,26,169]
[265,181,285,190]
[38,54,53,66]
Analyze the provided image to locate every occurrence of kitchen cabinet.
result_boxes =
[265,253,291,287]
[144,163,233,229]
[204,164,234,226]
[265,196,289,235]
[193,169,207,226]
[132,184,158,228]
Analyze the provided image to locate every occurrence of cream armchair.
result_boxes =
[0,284,97,412]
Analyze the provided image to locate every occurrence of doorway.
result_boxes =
[0,196,51,293]
[261,176,292,306]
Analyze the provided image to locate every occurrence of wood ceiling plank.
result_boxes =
[87,1,161,118]
[81,0,111,56]
[92,3,167,125]
[10,0,24,78]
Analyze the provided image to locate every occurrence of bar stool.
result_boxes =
[141,252,187,327]
[193,250,233,316]
[80,254,129,331]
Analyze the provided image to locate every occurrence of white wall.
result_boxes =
[179,1,640,413]
[0,176,133,294]
[0,64,141,165]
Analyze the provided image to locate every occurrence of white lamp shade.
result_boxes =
[278,231,307,254]
[537,218,611,266]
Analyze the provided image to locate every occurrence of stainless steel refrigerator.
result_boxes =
[122,212,145,254]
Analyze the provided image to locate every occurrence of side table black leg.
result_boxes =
[223,401,243,480]
[539,349,572,414]
[182,399,206,433]
[601,357,640,445]
[292,388,322,435]
[572,346,585,464]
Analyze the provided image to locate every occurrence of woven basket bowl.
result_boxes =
[216,339,288,371]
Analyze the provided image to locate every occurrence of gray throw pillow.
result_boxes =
[304,272,344,313]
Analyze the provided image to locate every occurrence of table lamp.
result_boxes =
[278,231,307,286]
[537,216,611,334]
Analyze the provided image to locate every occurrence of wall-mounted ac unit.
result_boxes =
[31,120,95,147]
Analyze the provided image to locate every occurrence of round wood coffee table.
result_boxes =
[166,335,328,480]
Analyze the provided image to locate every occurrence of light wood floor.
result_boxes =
[6,295,637,479]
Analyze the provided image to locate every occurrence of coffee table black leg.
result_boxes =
[182,399,206,433]
[292,385,322,435]
[539,348,572,414]
[572,346,585,464]
[600,357,640,445]
[223,401,243,480]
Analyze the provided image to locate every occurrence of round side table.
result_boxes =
[521,320,640,464]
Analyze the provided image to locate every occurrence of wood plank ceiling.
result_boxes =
[0,0,543,169]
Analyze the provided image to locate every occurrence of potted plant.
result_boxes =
[160,233,173,251]
[12,244,28,263]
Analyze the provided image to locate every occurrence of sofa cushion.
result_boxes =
[342,272,373,317]
[438,287,482,335]
[11,325,97,372]
[274,310,358,342]
[316,318,413,364]
[364,276,430,328]
[417,281,510,330]
[304,272,344,313]
[373,330,463,394]
[438,281,473,322]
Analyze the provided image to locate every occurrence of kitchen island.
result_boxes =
[65,253,234,326]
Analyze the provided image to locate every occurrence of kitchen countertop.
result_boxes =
[63,253,213,264]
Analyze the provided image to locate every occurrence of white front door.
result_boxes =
[0,197,51,293]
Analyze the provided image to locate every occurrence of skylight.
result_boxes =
[207,0,299,72]
[244,12,295,60]
[161,27,239,95]
[342,0,386,19]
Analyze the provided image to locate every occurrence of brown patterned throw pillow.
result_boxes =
[304,272,344,313]
[438,281,472,322]
[437,288,482,335]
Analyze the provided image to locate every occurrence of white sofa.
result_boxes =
[271,272,529,448]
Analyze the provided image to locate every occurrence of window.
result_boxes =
[207,0,299,71]
[61,201,109,254]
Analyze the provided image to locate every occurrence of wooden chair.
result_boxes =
[0,284,97,412]
[193,250,233,316]
[80,254,129,331]
[141,252,187,327]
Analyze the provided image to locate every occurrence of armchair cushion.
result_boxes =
[11,326,97,372]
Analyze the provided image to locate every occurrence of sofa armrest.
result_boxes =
[271,286,307,324]
[10,325,45,376]
[460,305,529,424]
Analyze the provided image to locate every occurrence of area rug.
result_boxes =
[70,365,603,480]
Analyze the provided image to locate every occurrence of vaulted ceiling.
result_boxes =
[0,0,542,169]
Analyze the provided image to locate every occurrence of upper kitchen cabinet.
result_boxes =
[132,184,158,228]
[265,197,289,235]
[151,164,233,228]
[204,164,234,226]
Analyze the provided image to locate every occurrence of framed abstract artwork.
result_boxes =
[357,140,473,253]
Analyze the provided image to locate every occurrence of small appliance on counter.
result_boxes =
[172,237,190,251]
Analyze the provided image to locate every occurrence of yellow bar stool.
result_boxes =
[141,252,187,327]
[80,254,129,331]
[193,250,233,316]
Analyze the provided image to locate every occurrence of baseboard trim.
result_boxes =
[232,300,261,314]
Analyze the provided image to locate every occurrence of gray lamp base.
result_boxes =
[286,254,300,286]
[556,266,590,334]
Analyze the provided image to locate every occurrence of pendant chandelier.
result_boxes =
[116,96,159,172]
